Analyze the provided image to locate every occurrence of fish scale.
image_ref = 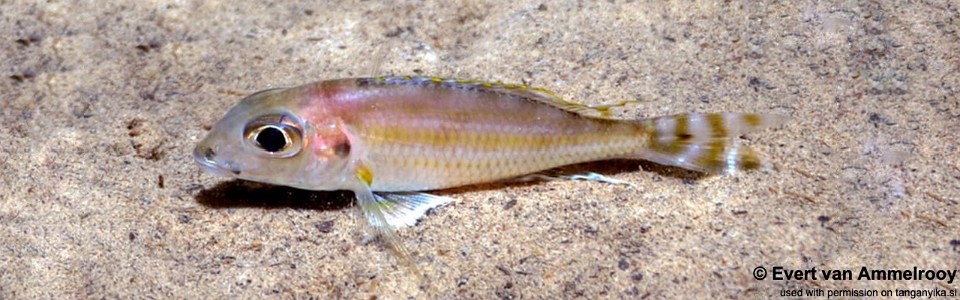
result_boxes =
[358,113,640,191]
[331,82,645,191]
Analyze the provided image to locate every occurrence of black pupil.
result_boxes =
[256,127,287,152]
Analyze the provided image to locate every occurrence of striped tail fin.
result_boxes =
[638,113,787,174]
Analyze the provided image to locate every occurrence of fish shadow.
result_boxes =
[195,180,354,211]
[194,159,708,210]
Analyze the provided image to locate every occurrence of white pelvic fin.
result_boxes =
[354,184,424,283]
[373,192,454,228]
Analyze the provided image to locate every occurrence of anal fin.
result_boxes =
[514,170,636,188]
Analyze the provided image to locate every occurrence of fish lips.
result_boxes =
[193,145,242,177]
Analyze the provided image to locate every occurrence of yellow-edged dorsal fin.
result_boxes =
[362,76,638,119]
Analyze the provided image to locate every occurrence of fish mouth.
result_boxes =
[193,145,241,177]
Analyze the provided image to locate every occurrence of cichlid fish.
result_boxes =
[194,75,786,276]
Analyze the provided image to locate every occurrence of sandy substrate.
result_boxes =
[2,1,958,298]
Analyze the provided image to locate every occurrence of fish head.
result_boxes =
[194,86,350,190]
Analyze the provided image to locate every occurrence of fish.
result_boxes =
[193,75,787,278]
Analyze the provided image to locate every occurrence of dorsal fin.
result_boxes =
[359,75,635,118]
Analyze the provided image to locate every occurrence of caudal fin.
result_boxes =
[638,113,787,174]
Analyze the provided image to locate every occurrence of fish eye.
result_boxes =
[254,126,288,152]
[244,114,303,158]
